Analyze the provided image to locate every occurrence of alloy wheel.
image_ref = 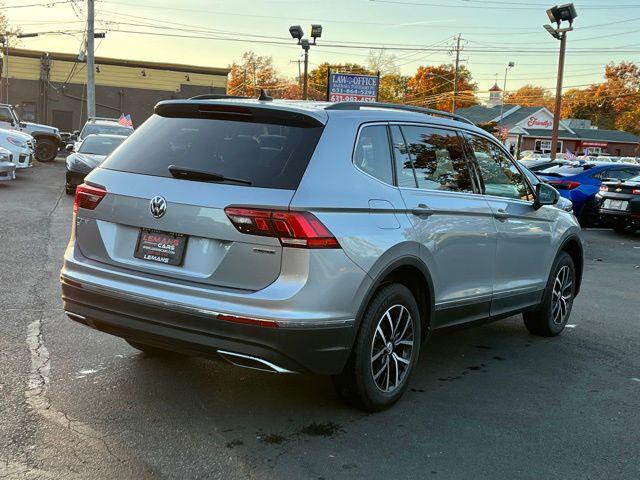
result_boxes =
[552,265,573,325]
[370,304,414,393]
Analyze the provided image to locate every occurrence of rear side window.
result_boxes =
[390,125,417,188]
[354,125,393,185]
[101,114,324,190]
[466,134,533,201]
[401,125,473,193]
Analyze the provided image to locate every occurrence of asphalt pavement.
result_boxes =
[1,158,639,479]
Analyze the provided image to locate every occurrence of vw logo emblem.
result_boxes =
[149,196,167,219]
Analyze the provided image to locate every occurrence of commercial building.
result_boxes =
[457,86,640,157]
[0,48,229,132]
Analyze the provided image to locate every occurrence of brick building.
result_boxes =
[0,48,229,132]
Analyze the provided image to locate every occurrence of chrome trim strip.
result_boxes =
[434,294,493,310]
[65,311,87,321]
[217,350,297,374]
[61,275,355,329]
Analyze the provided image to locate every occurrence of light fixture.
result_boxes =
[185,74,190,82]
[96,66,100,73]
[289,25,303,41]
[546,3,577,27]
[310,24,322,39]
[141,69,146,77]
[543,23,561,39]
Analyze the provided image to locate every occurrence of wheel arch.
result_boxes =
[356,255,435,341]
[559,234,584,296]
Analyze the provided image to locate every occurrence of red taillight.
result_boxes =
[549,180,580,190]
[632,188,640,195]
[224,207,340,249]
[73,183,107,213]
[217,313,278,328]
[600,184,609,192]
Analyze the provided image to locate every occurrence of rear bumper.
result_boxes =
[598,208,640,226]
[61,280,356,374]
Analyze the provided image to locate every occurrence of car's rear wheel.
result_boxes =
[35,138,58,163]
[333,284,421,411]
[523,252,575,337]
[613,225,637,234]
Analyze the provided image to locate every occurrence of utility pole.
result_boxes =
[4,33,9,103]
[290,59,302,90]
[87,0,96,118]
[451,34,461,113]
[550,31,567,160]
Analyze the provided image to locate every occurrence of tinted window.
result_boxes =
[354,125,393,185]
[390,125,417,188]
[102,114,324,190]
[401,126,473,192]
[604,168,640,180]
[0,107,14,124]
[467,134,533,201]
[539,164,593,175]
[79,136,125,155]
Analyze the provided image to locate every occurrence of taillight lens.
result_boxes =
[549,180,580,190]
[73,183,107,213]
[600,184,608,192]
[632,188,640,195]
[225,207,340,249]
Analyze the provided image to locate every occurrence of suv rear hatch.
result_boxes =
[75,101,325,291]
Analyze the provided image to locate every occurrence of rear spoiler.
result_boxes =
[154,100,325,128]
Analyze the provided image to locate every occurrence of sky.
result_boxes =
[4,0,640,100]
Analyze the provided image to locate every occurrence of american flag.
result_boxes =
[565,149,577,161]
[118,114,133,128]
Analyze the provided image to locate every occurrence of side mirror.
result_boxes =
[533,182,559,210]
[65,144,74,152]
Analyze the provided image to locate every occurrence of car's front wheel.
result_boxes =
[34,138,58,162]
[523,252,575,337]
[333,284,421,411]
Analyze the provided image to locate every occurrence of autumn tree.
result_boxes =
[227,51,282,97]
[504,85,555,110]
[406,64,477,111]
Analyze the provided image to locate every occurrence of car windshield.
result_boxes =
[81,124,133,138]
[79,136,125,155]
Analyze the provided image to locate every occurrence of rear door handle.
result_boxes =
[493,209,509,221]
[411,203,433,217]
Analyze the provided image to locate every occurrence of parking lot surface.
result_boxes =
[1,158,639,479]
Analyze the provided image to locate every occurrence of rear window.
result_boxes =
[101,114,323,190]
[538,164,593,175]
[81,124,133,138]
[79,136,124,155]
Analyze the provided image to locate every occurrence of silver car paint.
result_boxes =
[61,100,582,334]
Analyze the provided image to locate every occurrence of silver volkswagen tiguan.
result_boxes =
[61,98,583,411]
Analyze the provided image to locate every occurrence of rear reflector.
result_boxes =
[74,183,107,213]
[600,185,608,192]
[225,207,340,249]
[217,313,278,328]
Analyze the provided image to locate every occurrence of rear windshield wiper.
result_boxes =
[168,165,252,185]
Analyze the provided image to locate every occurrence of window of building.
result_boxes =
[400,125,473,193]
[353,125,394,185]
[21,102,37,122]
[467,134,533,201]
[535,139,563,153]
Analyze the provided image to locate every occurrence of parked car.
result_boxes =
[0,128,35,169]
[520,158,569,172]
[0,146,16,181]
[537,161,640,225]
[61,99,583,411]
[0,104,62,162]
[71,117,133,151]
[620,157,639,165]
[65,134,127,194]
[521,164,574,213]
[595,175,640,234]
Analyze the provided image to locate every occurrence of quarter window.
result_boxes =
[467,134,533,201]
[354,125,394,185]
[390,125,417,188]
[401,125,473,193]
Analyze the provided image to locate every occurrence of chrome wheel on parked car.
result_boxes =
[371,304,414,393]
[552,265,573,325]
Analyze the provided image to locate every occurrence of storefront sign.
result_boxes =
[526,116,553,129]
[328,73,379,102]
[581,141,608,148]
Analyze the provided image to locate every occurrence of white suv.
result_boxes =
[0,128,35,169]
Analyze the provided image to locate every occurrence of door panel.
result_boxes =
[392,124,497,325]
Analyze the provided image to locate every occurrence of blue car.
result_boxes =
[537,162,640,225]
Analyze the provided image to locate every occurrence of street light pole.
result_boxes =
[302,41,310,100]
[499,61,514,129]
[544,3,577,160]
[550,31,567,160]
[87,0,96,119]
[289,25,322,101]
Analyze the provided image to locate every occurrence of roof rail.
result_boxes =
[189,94,249,100]
[324,101,474,125]
[87,116,119,122]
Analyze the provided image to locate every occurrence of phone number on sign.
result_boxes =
[330,94,377,102]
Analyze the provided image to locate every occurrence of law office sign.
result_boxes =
[327,72,379,102]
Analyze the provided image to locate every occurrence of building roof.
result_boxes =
[495,106,542,126]
[4,48,229,76]
[523,128,640,144]
[488,83,502,92]
[455,105,503,124]
[523,128,580,140]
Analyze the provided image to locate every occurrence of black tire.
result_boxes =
[65,185,75,195]
[613,225,637,234]
[523,252,575,337]
[333,284,421,412]
[34,138,58,163]
[125,339,173,356]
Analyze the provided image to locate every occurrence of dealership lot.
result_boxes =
[1,159,639,479]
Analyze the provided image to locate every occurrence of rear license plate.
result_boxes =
[134,229,187,266]
[605,199,628,210]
